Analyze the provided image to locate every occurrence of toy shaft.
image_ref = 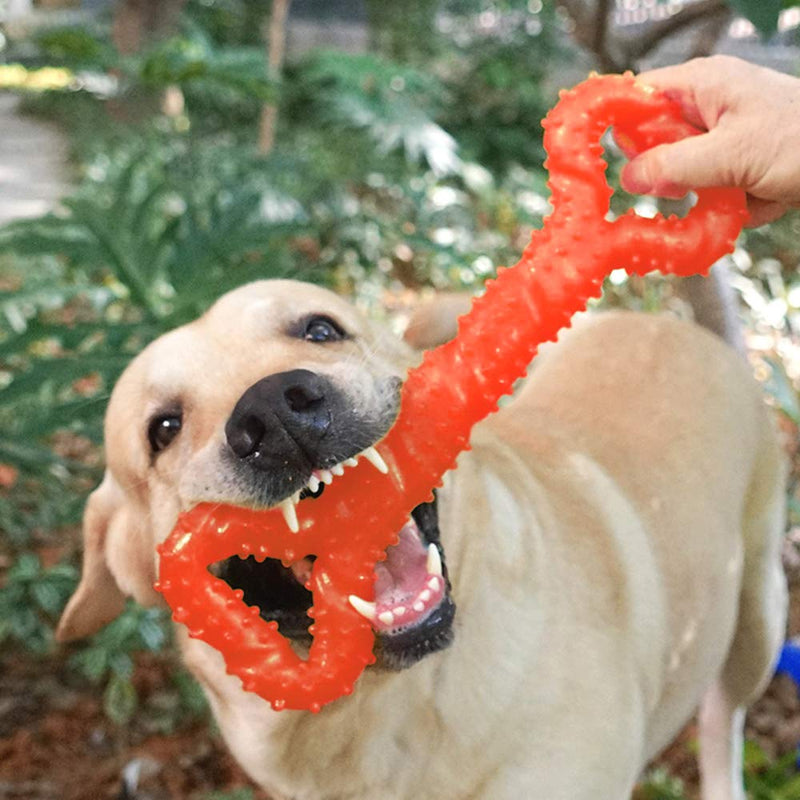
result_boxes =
[384,229,603,502]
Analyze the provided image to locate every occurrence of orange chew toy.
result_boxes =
[156,73,748,712]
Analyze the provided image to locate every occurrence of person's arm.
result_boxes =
[621,55,800,226]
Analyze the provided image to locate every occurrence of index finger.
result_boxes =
[635,63,708,130]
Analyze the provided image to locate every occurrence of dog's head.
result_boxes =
[57,280,456,670]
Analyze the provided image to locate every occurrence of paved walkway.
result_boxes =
[0,92,70,225]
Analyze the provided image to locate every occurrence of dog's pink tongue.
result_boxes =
[371,520,444,632]
[374,521,428,604]
[289,519,445,633]
[287,523,426,595]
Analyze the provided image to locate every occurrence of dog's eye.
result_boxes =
[148,413,182,453]
[303,316,346,343]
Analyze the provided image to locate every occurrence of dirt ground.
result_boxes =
[0,651,270,800]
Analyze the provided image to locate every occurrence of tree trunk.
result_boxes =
[112,0,188,56]
[556,0,729,71]
[258,0,292,156]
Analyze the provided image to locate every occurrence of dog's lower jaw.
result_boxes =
[376,595,456,670]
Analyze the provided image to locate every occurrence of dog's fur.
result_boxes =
[58,279,787,800]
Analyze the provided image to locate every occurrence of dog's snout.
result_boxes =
[225,370,332,465]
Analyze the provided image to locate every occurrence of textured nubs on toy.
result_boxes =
[156,72,748,713]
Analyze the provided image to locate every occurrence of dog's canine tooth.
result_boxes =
[280,498,299,533]
[362,446,388,474]
[348,595,377,621]
[378,610,395,626]
[307,474,321,493]
[319,469,334,485]
[291,490,302,505]
[331,463,345,477]
[344,457,359,468]
[426,543,442,577]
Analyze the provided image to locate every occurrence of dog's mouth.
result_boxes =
[215,477,455,671]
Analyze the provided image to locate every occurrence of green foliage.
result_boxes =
[762,356,800,427]
[185,0,270,49]
[640,742,800,800]
[0,435,96,545]
[0,553,78,653]
[289,51,460,176]
[437,2,564,173]
[70,604,169,725]
[26,16,276,129]
[744,740,800,799]
[34,24,117,70]
[637,769,690,800]
[134,29,276,125]
[726,0,800,37]
[0,134,323,514]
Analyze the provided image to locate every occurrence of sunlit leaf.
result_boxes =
[104,673,138,726]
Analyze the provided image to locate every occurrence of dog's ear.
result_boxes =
[56,473,157,642]
[403,292,473,350]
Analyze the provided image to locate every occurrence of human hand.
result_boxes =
[621,56,800,226]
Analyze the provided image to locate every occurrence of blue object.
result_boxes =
[774,641,800,769]
[775,641,800,685]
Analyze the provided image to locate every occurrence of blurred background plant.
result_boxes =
[1,0,799,796]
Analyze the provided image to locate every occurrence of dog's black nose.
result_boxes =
[226,370,332,465]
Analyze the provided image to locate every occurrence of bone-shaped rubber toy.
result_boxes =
[156,73,747,712]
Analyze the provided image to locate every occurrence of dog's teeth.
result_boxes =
[426,543,442,577]
[420,589,431,602]
[413,601,425,612]
[362,446,388,474]
[291,490,302,504]
[332,463,345,477]
[428,576,441,590]
[344,457,359,468]
[348,595,377,622]
[378,610,395,626]
[319,469,334,485]
[394,606,406,617]
[307,474,320,493]
[280,499,299,533]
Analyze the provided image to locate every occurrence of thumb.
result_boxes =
[620,130,733,198]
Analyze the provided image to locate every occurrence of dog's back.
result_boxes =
[439,311,786,798]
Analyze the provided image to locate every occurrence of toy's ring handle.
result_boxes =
[157,503,377,711]
[543,73,747,278]
[608,187,746,277]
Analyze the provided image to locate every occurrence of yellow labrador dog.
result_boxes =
[57,279,787,800]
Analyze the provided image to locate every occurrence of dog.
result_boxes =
[57,278,787,800]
